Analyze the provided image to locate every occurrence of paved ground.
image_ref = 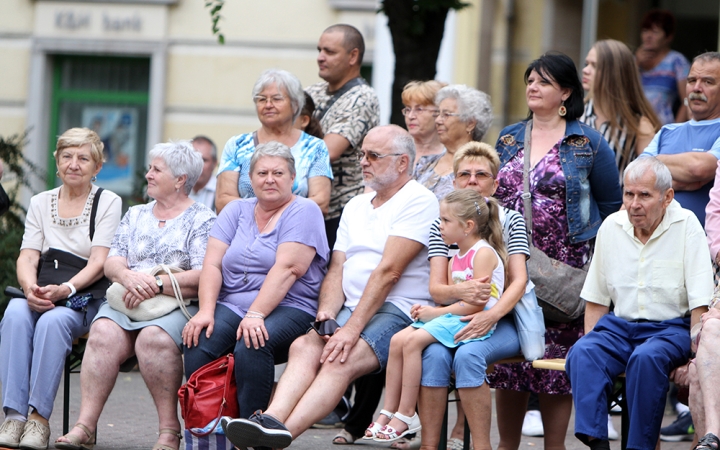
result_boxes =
[0,370,695,450]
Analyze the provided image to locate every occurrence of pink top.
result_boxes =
[451,239,504,310]
[705,159,720,260]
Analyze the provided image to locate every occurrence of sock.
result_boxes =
[4,409,27,423]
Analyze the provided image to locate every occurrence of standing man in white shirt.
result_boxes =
[189,135,218,211]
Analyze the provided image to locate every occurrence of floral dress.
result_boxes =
[414,152,454,200]
[488,143,591,395]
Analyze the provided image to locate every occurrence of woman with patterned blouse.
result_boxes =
[56,141,216,450]
[414,85,493,201]
[488,52,621,450]
[216,69,333,215]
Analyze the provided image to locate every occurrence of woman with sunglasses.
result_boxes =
[414,85,493,200]
[400,80,446,171]
[215,69,333,215]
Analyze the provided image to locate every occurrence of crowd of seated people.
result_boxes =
[3,18,720,450]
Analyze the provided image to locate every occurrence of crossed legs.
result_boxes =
[691,314,720,438]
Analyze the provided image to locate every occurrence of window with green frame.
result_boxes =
[48,55,150,198]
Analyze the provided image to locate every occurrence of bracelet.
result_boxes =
[245,314,265,320]
[247,310,266,318]
[62,282,77,298]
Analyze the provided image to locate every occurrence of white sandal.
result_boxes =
[373,412,422,443]
[363,409,394,440]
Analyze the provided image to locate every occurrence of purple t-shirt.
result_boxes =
[211,196,329,318]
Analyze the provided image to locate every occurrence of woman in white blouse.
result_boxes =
[0,128,122,450]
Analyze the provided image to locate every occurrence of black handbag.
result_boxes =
[32,188,111,300]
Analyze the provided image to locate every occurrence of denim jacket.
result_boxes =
[495,119,622,244]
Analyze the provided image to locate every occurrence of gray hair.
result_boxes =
[191,135,218,161]
[694,51,720,65]
[249,141,296,177]
[435,85,493,141]
[624,156,672,193]
[391,129,416,169]
[148,140,203,195]
[252,69,305,122]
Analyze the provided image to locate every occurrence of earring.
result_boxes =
[55,171,59,176]
[91,176,97,182]
[558,100,567,117]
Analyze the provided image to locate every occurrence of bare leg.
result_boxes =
[538,393,573,450]
[135,326,183,450]
[372,328,415,436]
[378,329,436,438]
[418,386,448,450]
[55,319,136,444]
[264,333,324,422]
[283,339,380,438]
[457,384,492,450]
[696,318,720,435]
[690,361,706,437]
[496,390,530,450]
[450,400,466,442]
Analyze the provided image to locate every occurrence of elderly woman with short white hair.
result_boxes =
[216,69,333,214]
[183,141,329,420]
[414,84,493,200]
[56,141,216,450]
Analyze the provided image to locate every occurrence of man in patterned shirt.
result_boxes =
[305,24,380,249]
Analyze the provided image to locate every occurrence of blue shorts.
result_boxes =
[336,302,411,373]
[420,315,519,388]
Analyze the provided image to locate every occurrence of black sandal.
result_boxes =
[695,433,720,450]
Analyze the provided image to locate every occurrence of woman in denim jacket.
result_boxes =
[487,52,622,450]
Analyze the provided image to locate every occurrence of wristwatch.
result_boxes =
[155,275,164,294]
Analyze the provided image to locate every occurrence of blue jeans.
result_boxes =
[336,302,412,372]
[183,303,313,419]
[567,313,690,449]
[420,316,519,388]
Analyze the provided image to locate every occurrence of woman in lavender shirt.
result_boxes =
[182,141,329,420]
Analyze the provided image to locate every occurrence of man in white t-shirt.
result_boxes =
[189,135,217,211]
[223,125,439,449]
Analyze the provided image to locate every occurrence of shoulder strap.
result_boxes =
[315,77,366,121]
[89,187,103,241]
[252,131,259,148]
[521,121,534,247]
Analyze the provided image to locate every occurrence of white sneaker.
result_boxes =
[522,410,544,437]
[607,415,619,441]
[18,420,50,450]
[0,419,25,448]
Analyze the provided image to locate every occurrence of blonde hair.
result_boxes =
[401,80,447,106]
[442,189,507,279]
[588,40,661,157]
[55,128,104,166]
[453,142,501,177]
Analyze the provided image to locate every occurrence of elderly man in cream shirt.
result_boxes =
[566,156,713,450]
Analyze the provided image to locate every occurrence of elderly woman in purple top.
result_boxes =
[182,141,329,419]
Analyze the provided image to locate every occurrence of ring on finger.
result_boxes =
[137,285,143,291]
[256,327,261,332]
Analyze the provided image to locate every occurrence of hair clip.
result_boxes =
[474,201,482,215]
[484,196,490,204]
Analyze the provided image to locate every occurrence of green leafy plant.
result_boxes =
[206,0,225,44]
[0,132,46,317]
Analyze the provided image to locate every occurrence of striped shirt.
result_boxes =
[580,99,634,185]
[428,207,530,259]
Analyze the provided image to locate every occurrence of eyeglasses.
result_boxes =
[432,111,461,120]
[355,150,404,162]
[401,106,438,116]
[254,95,286,106]
[456,170,494,181]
